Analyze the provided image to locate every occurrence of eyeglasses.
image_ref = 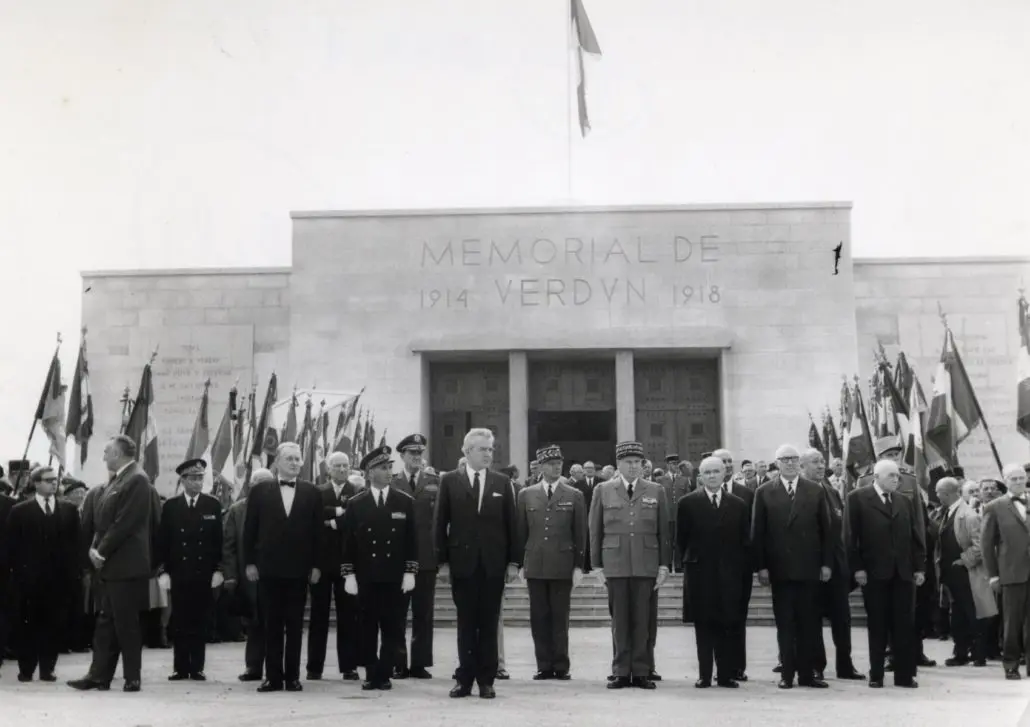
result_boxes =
[778,457,800,463]
[40,477,58,483]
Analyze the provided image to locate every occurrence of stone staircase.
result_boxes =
[307,572,868,627]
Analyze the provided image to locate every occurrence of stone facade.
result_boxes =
[79,204,1030,493]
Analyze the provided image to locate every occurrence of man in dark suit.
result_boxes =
[155,459,223,681]
[0,487,14,675]
[7,466,80,682]
[981,463,1030,680]
[306,451,361,681]
[434,428,518,699]
[243,442,324,693]
[847,459,926,688]
[569,460,599,573]
[69,435,155,693]
[800,448,864,681]
[678,456,750,688]
[391,433,440,679]
[517,445,586,680]
[716,453,756,683]
[752,444,833,690]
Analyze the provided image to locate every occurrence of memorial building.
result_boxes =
[80,203,1030,494]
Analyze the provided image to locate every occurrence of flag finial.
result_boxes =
[148,345,159,366]
[937,302,950,331]
[204,378,211,390]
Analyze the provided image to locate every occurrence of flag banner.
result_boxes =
[210,387,236,479]
[125,364,160,480]
[252,374,279,460]
[281,390,299,444]
[570,0,602,136]
[843,381,875,477]
[66,337,94,467]
[808,418,824,454]
[823,410,842,460]
[333,388,365,453]
[926,329,984,468]
[186,381,211,461]
[299,397,315,482]
[1018,294,1030,441]
[35,351,67,468]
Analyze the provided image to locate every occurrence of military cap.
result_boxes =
[62,477,87,494]
[396,433,427,452]
[615,441,645,460]
[536,444,563,463]
[700,451,713,459]
[874,437,903,458]
[952,465,965,478]
[664,453,680,463]
[176,458,207,477]
[360,445,393,471]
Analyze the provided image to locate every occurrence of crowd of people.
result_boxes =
[0,428,1028,699]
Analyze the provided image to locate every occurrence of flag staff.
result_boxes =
[937,302,1004,475]
[23,332,63,462]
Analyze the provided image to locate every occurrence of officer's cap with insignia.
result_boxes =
[665,453,680,463]
[396,434,427,453]
[615,441,645,460]
[536,444,563,464]
[874,437,903,458]
[176,458,207,478]
[360,445,393,471]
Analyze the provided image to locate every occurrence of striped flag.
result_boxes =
[842,380,875,477]
[299,396,315,482]
[281,389,299,444]
[926,329,983,469]
[125,363,160,480]
[823,409,842,460]
[571,0,602,136]
[66,336,94,467]
[808,415,824,455]
[1018,294,1030,441]
[210,386,236,484]
[333,388,364,454]
[35,348,67,468]
[186,381,211,460]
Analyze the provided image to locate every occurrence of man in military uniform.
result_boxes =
[590,441,671,690]
[155,459,224,681]
[342,446,418,691]
[391,433,440,679]
[657,454,691,574]
[517,445,586,680]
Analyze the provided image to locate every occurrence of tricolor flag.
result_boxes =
[210,386,237,490]
[186,380,211,461]
[255,374,278,460]
[333,388,365,454]
[299,396,315,482]
[823,409,842,460]
[842,380,875,477]
[66,335,94,468]
[571,0,602,137]
[281,389,299,444]
[925,329,983,469]
[1018,294,1030,441]
[34,347,67,468]
[808,415,824,455]
[125,363,160,480]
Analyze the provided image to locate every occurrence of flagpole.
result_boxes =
[566,0,573,200]
[23,332,63,462]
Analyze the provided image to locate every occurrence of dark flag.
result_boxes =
[66,335,94,466]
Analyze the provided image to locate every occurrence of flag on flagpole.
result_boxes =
[1018,293,1030,441]
[299,396,315,482]
[842,380,875,478]
[125,363,160,480]
[926,329,983,469]
[281,388,299,444]
[333,388,364,454]
[570,0,602,137]
[808,414,824,455]
[823,409,842,460]
[35,348,67,468]
[210,386,236,484]
[186,380,211,460]
[66,335,94,468]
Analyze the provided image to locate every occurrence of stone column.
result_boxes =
[508,351,529,474]
[615,350,635,442]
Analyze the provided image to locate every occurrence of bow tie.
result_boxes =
[280,481,296,488]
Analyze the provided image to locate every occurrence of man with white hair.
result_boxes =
[847,460,926,689]
[981,463,1030,680]
[243,442,324,693]
[434,428,518,699]
[752,444,833,690]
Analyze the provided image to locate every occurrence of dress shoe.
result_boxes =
[837,669,866,680]
[362,680,378,691]
[393,667,410,680]
[716,679,739,688]
[777,679,794,689]
[18,673,32,683]
[917,655,937,667]
[285,680,303,692]
[452,670,460,680]
[409,667,432,679]
[533,670,554,680]
[944,657,969,667]
[607,676,631,689]
[773,663,783,673]
[734,671,748,682]
[495,669,510,680]
[378,680,392,691]
[799,678,829,689]
[937,633,950,641]
[306,672,322,681]
[479,684,496,699]
[238,671,263,682]
[67,678,110,691]
[814,670,824,681]
[694,678,711,688]
[342,670,360,681]
[606,674,617,682]
[257,680,284,693]
[972,659,987,667]
[39,673,57,682]
[869,679,883,688]
[894,679,918,688]
[123,680,141,693]
[648,671,662,681]
[632,677,657,690]
[554,671,571,681]
[450,683,473,698]
[190,672,206,682]
[168,673,189,681]
[1005,669,1021,680]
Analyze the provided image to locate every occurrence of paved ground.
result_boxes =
[1,627,1028,727]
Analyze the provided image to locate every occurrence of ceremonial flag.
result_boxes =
[210,386,236,483]
[1018,294,1030,441]
[34,348,67,467]
[281,389,299,444]
[299,397,315,482]
[926,330,983,469]
[808,416,824,454]
[66,335,94,467]
[823,409,842,460]
[125,363,160,480]
[571,0,602,136]
[253,373,278,459]
[333,388,365,454]
[842,381,875,477]
[317,405,330,482]
[235,388,256,483]
[186,381,211,461]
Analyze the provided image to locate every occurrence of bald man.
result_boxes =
[848,460,926,689]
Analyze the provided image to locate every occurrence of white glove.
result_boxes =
[401,573,415,593]
[326,520,337,530]
[655,565,670,590]
[344,575,358,596]
[211,571,224,589]
[595,568,606,585]
[157,573,171,590]
[335,507,344,517]
[572,567,584,588]
[517,567,526,584]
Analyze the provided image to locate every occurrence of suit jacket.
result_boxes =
[93,463,156,581]
[589,477,672,578]
[341,487,418,584]
[982,496,1030,586]
[0,494,14,590]
[569,478,596,516]
[819,478,848,577]
[516,481,586,579]
[221,498,248,584]
[751,475,832,582]
[317,480,361,578]
[243,477,323,580]
[658,474,693,519]
[434,468,518,579]
[935,499,997,618]
[156,493,223,581]
[7,498,80,590]
[678,489,750,624]
[392,470,441,570]
[846,485,926,582]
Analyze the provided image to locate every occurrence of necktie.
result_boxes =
[473,472,481,512]
[884,493,892,508]
[710,493,719,509]
[787,484,795,501]
[409,473,416,492]
[627,481,634,499]
[45,499,52,516]
[376,490,382,508]
[547,484,553,500]
[189,497,195,509]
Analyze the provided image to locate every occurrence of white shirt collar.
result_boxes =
[465,465,486,483]
[947,499,962,518]
[373,485,390,502]
[705,487,721,503]
[873,483,891,500]
[35,493,54,511]
[114,461,133,479]
[781,476,798,490]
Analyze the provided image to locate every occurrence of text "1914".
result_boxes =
[421,289,469,309]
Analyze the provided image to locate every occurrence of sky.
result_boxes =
[1,0,1028,467]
